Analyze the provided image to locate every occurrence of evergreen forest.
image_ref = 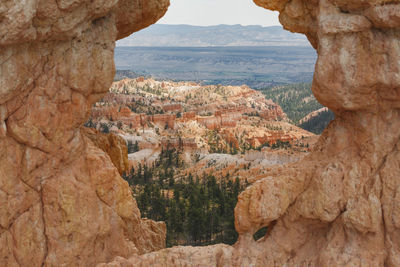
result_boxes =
[299,109,335,134]
[122,146,249,247]
[261,83,334,134]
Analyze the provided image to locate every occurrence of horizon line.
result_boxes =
[155,23,282,27]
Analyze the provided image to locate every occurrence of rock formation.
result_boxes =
[82,127,130,175]
[100,0,400,266]
[2,0,400,266]
[0,0,168,266]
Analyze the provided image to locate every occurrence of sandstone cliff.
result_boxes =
[100,0,400,266]
[0,0,168,266]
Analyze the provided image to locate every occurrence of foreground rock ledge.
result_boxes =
[0,1,168,266]
[101,0,400,266]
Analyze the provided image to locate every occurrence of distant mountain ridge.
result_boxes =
[117,24,310,47]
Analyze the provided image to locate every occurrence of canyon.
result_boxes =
[103,0,400,266]
[88,78,314,182]
[1,0,400,267]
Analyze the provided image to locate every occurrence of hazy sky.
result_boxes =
[157,0,280,26]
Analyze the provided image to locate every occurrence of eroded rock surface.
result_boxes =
[0,0,168,266]
[102,0,400,266]
[3,0,400,266]
[82,127,130,175]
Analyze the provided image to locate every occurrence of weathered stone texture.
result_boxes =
[82,127,130,175]
[102,0,400,266]
[0,0,168,266]
[3,0,400,266]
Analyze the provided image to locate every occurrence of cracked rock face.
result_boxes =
[0,0,168,266]
[101,0,400,266]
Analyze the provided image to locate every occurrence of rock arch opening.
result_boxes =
[101,0,324,250]
[1,0,400,266]
[101,0,400,265]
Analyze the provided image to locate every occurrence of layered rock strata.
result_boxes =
[101,0,400,266]
[0,0,168,266]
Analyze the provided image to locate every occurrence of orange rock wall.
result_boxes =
[0,0,169,266]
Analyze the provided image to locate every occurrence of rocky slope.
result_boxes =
[0,1,169,266]
[101,0,400,266]
[299,107,335,134]
[298,107,329,124]
[261,83,323,123]
[260,83,336,134]
[88,78,314,181]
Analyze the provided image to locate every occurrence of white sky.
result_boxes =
[157,0,280,26]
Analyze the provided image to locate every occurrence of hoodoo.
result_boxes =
[1,0,400,266]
